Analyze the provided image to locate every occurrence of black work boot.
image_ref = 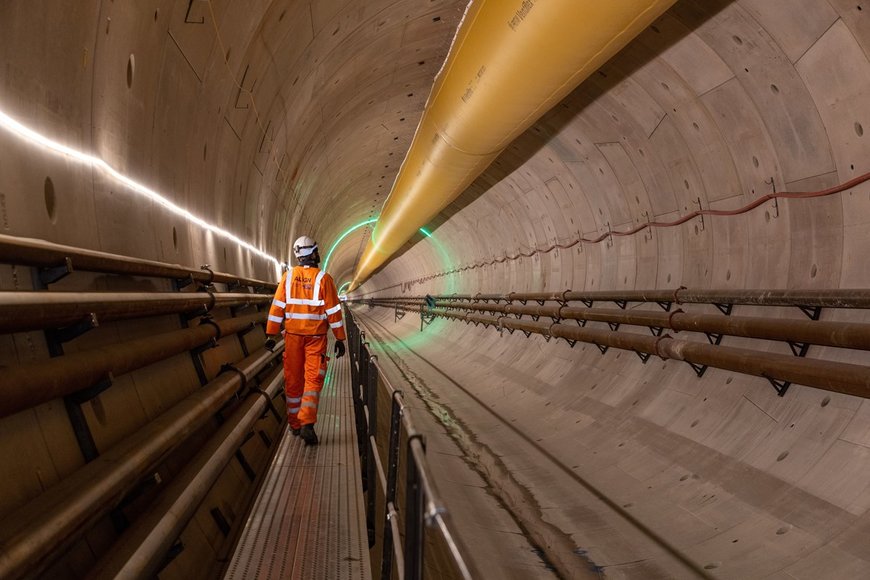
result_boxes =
[300,424,319,446]
[291,427,301,437]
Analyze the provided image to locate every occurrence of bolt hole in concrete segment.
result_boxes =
[127,54,135,88]
[44,177,56,223]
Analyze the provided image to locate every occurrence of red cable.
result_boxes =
[362,171,870,292]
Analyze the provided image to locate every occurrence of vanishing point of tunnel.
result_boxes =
[1,1,870,579]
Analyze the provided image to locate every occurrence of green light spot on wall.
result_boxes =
[323,219,455,298]
[322,217,378,271]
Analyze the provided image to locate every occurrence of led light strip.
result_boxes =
[0,108,285,276]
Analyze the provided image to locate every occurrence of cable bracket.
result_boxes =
[798,305,822,321]
[764,375,792,397]
[37,257,74,286]
[686,361,708,377]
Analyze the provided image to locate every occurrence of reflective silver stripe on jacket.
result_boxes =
[268,314,284,324]
[303,391,320,398]
[329,321,344,329]
[286,297,325,306]
[302,401,318,409]
[286,312,327,320]
[326,304,342,316]
[312,270,326,302]
[272,299,286,308]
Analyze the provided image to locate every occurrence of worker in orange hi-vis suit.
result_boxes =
[264,236,346,446]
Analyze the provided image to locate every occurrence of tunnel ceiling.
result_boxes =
[209,0,469,277]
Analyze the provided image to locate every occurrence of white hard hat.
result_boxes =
[293,235,318,258]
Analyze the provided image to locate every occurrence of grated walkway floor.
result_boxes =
[223,352,371,580]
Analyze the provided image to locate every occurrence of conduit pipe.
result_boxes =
[0,233,276,289]
[0,345,283,580]
[360,304,870,398]
[403,300,870,351]
[87,372,284,579]
[0,312,264,418]
[0,291,269,333]
[349,0,677,290]
[369,288,870,309]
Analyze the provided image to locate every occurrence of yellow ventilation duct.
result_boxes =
[350,0,677,291]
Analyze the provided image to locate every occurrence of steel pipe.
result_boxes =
[87,371,284,579]
[0,313,265,419]
[364,288,870,309]
[0,345,283,580]
[0,233,276,289]
[359,304,870,399]
[0,291,269,333]
[365,299,870,351]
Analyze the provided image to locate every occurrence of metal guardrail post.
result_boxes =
[366,355,379,546]
[404,435,426,580]
[381,391,404,580]
[356,346,370,464]
[349,318,360,387]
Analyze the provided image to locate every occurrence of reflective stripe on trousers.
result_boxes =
[282,333,329,428]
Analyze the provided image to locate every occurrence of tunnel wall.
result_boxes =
[356,1,870,576]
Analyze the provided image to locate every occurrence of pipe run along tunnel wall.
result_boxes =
[1,0,870,578]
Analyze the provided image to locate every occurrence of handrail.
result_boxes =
[0,233,276,289]
[345,310,475,580]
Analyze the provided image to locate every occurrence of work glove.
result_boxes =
[334,340,346,358]
[264,337,277,352]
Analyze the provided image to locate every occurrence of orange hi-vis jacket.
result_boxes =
[266,266,346,340]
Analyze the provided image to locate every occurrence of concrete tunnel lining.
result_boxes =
[1,0,870,577]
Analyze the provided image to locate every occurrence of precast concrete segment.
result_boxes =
[0,291,270,333]
[0,233,277,289]
[87,372,285,579]
[223,349,371,580]
[0,347,283,580]
[0,312,265,419]
[350,0,678,289]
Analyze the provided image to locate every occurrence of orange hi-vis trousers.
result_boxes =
[283,333,329,429]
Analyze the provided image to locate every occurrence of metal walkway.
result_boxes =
[223,352,371,580]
